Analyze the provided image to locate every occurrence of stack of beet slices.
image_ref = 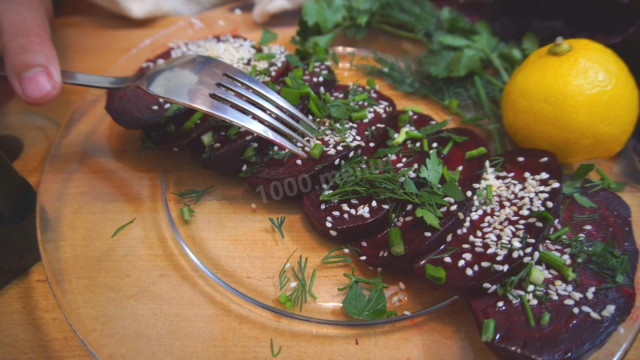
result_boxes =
[104,34,637,360]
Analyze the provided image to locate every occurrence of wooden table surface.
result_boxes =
[0,2,638,359]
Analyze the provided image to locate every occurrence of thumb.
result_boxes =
[0,0,60,105]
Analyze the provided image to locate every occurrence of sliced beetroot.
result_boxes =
[469,186,637,360]
[300,111,437,241]
[246,84,396,199]
[351,128,489,271]
[303,193,391,240]
[187,126,264,174]
[106,35,289,131]
[413,149,563,296]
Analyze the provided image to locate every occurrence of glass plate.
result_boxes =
[38,2,640,358]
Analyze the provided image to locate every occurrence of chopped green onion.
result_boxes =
[200,131,213,148]
[182,111,204,131]
[520,295,535,327]
[442,139,454,155]
[353,92,368,102]
[351,108,369,121]
[422,139,429,152]
[540,250,576,281]
[388,227,405,256]
[464,146,488,159]
[392,127,424,146]
[549,227,570,241]
[402,106,423,113]
[528,265,544,285]
[180,204,195,223]
[254,52,276,61]
[540,312,551,326]
[482,319,496,342]
[226,125,239,139]
[424,263,446,284]
[309,143,324,159]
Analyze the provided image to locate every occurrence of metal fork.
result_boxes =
[0,55,316,158]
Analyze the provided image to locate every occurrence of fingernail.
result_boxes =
[20,67,54,100]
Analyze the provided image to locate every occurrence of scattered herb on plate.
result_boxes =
[172,184,215,205]
[111,217,136,238]
[338,268,396,320]
[269,216,287,239]
[270,338,282,357]
[277,250,318,311]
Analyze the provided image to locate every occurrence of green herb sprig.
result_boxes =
[269,216,287,239]
[173,185,215,205]
[338,268,396,320]
[294,0,540,153]
[111,218,136,238]
[277,251,318,311]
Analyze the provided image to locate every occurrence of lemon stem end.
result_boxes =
[548,36,572,56]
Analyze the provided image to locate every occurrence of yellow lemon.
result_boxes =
[501,37,639,163]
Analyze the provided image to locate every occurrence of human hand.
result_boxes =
[0,0,61,105]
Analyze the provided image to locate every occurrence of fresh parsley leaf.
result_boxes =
[259,28,278,46]
[343,283,389,320]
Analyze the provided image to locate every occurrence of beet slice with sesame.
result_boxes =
[351,127,489,271]
[300,110,438,241]
[413,148,563,296]
[106,35,289,132]
[245,84,396,199]
[469,185,637,360]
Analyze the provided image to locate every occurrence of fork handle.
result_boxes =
[59,70,131,89]
[0,58,131,89]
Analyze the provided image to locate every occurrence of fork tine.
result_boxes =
[156,94,307,158]
[205,57,317,130]
[217,79,316,139]
[210,86,313,148]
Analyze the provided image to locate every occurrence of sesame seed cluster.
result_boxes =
[418,151,562,295]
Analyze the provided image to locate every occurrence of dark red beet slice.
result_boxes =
[300,111,437,241]
[413,149,563,296]
[187,126,264,174]
[351,128,489,271]
[106,35,289,131]
[246,84,396,199]
[469,186,637,360]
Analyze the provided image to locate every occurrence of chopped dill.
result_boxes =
[269,216,286,239]
[277,251,318,311]
[173,185,215,205]
[111,218,136,238]
[270,338,282,358]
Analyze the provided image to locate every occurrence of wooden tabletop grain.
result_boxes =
[0,2,638,359]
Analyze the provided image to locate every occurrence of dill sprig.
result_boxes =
[321,245,360,264]
[269,216,286,239]
[278,252,318,311]
[111,218,136,238]
[551,229,632,286]
[269,338,282,358]
[172,185,215,205]
[319,150,464,228]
